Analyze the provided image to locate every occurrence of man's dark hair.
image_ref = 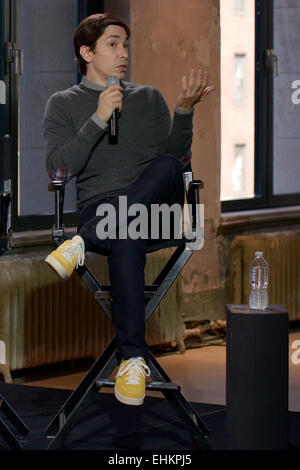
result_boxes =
[74,13,131,76]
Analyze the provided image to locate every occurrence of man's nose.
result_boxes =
[120,46,128,59]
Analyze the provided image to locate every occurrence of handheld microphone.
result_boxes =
[106,76,120,142]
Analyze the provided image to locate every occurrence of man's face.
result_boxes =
[81,25,129,84]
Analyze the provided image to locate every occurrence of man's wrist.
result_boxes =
[174,106,194,115]
[96,109,110,122]
[91,112,109,130]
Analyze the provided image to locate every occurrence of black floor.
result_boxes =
[0,383,299,451]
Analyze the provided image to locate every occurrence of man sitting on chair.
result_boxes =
[44,13,214,406]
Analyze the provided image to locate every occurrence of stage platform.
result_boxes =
[0,383,299,451]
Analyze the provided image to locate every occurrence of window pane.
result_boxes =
[273,3,300,196]
[234,0,245,14]
[18,0,78,216]
[232,144,246,195]
[220,0,255,201]
[234,54,246,104]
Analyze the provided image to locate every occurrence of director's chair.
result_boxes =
[44,157,211,450]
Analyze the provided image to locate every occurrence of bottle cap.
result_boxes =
[255,251,263,257]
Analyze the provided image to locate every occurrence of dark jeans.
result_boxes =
[77,154,184,360]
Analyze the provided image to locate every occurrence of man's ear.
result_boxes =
[79,45,92,64]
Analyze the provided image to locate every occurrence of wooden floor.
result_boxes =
[11,328,300,412]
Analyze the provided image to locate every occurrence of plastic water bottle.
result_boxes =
[249,251,268,310]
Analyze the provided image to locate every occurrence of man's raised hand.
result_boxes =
[175,69,215,111]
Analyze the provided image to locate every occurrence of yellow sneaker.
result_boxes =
[114,357,151,406]
[45,235,85,280]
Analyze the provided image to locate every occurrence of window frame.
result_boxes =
[222,0,300,213]
[1,0,104,232]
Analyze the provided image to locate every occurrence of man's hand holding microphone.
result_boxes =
[96,76,122,141]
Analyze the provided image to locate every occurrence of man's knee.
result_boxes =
[108,236,147,260]
[156,154,183,178]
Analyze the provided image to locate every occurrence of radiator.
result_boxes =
[231,231,300,320]
[0,246,183,378]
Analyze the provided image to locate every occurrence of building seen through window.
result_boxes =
[232,144,246,196]
[220,0,255,201]
[234,0,246,14]
[234,54,246,104]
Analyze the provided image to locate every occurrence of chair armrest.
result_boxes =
[0,135,13,255]
[48,180,66,241]
[0,191,12,255]
[183,170,204,232]
[48,180,65,192]
[188,180,204,232]
[0,192,11,236]
[187,179,204,197]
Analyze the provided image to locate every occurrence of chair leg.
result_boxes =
[142,246,211,449]
[147,352,211,450]
[45,344,211,450]
[44,242,210,450]
[160,389,211,450]
[145,245,193,321]
[0,417,24,449]
[45,337,118,449]
[0,393,29,449]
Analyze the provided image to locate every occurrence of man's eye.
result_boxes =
[109,42,116,47]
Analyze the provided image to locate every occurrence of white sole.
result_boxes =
[114,387,145,406]
[45,255,71,280]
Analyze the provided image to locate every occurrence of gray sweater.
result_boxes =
[44,76,194,210]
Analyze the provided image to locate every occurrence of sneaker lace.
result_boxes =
[61,240,85,268]
[116,357,151,385]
